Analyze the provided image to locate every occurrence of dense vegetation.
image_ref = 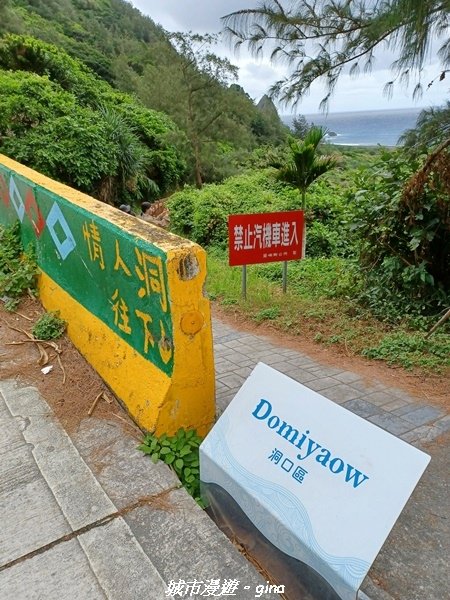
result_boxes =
[0,35,185,204]
[170,139,450,372]
[0,0,448,373]
[0,0,287,187]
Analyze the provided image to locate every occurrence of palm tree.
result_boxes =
[278,126,337,257]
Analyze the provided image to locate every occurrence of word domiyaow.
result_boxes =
[253,399,369,489]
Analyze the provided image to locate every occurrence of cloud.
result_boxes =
[130,0,246,32]
[130,1,449,113]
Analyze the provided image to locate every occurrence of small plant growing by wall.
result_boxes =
[32,311,67,340]
[139,428,203,506]
[0,222,38,310]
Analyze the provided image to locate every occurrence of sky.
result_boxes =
[129,0,449,115]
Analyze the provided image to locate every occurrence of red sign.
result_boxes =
[228,210,304,266]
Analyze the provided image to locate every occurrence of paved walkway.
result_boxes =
[212,317,450,600]
[213,319,449,445]
[0,316,448,600]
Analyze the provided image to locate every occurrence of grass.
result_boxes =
[206,251,450,374]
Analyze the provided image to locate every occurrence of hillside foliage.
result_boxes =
[0,0,288,186]
[0,35,185,205]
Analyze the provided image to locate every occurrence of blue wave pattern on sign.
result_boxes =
[201,413,370,600]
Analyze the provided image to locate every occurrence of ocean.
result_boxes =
[282,107,423,147]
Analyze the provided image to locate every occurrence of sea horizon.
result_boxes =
[281,107,423,147]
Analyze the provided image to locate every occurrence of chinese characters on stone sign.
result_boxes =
[228,211,304,266]
[268,447,308,484]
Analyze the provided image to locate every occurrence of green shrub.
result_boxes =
[168,167,356,254]
[362,331,450,371]
[352,149,450,320]
[306,221,340,257]
[0,222,38,310]
[32,311,67,340]
[138,428,204,506]
[255,257,361,299]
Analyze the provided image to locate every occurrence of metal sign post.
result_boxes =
[242,264,247,300]
[282,261,288,293]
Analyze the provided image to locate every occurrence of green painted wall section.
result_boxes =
[0,163,174,376]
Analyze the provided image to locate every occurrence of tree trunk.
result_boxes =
[301,190,306,258]
[193,139,203,189]
[187,87,203,189]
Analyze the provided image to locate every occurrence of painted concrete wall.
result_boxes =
[0,154,215,436]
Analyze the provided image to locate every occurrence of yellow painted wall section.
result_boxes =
[0,154,215,436]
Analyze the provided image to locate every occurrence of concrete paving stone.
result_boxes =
[275,349,303,359]
[285,356,315,368]
[234,344,262,359]
[218,373,246,390]
[400,425,444,446]
[285,368,318,384]
[0,539,106,600]
[388,388,420,402]
[230,335,261,345]
[434,414,450,434]
[79,517,170,600]
[235,338,268,349]
[368,413,414,436]
[215,359,239,375]
[247,351,279,363]
[341,399,382,419]
[214,352,237,363]
[347,380,388,394]
[226,351,255,366]
[231,366,253,379]
[252,354,286,367]
[305,366,343,378]
[223,339,249,349]
[269,362,303,376]
[214,333,243,343]
[321,384,362,404]
[235,358,258,369]
[216,384,241,397]
[401,405,445,426]
[363,390,397,407]
[392,403,423,417]
[316,366,344,377]
[0,476,70,566]
[213,343,235,353]
[123,488,267,599]
[215,380,231,395]
[21,412,115,531]
[74,420,179,510]
[216,388,237,402]
[304,377,340,392]
[334,371,363,384]
[0,380,53,417]
[380,398,410,412]
[0,444,40,496]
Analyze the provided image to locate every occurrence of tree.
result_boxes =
[400,101,450,153]
[167,32,239,188]
[277,127,337,256]
[291,115,310,138]
[223,0,450,108]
